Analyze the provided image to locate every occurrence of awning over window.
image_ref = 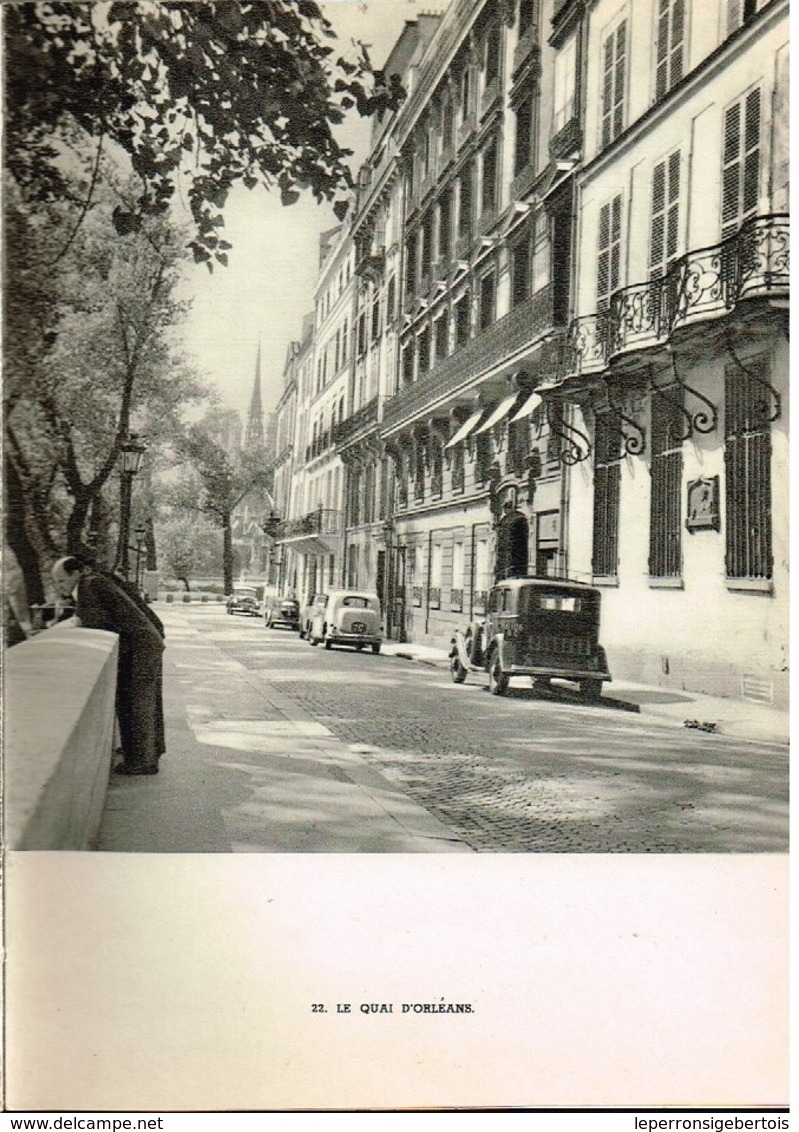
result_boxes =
[474,393,520,435]
[444,408,484,449]
[509,391,542,422]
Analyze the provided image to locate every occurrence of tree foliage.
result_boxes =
[4,1,400,267]
[170,421,274,593]
[4,163,207,598]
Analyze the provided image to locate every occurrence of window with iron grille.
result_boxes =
[592,413,622,577]
[650,151,680,280]
[725,357,772,580]
[597,194,623,311]
[655,0,685,101]
[721,87,761,240]
[649,391,683,577]
[601,19,627,149]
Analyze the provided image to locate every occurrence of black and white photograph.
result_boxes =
[2,0,789,1115]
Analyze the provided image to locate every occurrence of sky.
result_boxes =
[177,0,437,424]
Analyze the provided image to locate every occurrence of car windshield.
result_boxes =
[518,588,591,615]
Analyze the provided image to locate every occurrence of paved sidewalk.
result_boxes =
[379,641,789,747]
[96,613,472,853]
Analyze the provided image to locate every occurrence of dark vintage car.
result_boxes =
[450,577,611,698]
[264,594,300,630]
[226,587,260,617]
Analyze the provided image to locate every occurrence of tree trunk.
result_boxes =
[4,455,46,607]
[222,512,234,594]
[88,491,114,568]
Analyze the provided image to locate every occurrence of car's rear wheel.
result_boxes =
[488,649,509,696]
[371,642,381,655]
[450,653,467,684]
[324,637,333,650]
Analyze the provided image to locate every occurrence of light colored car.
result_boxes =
[309,589,382,653]
[299,592,327,639]
[226,587,260,616]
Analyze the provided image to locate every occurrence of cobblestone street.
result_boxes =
[98,605,789,854]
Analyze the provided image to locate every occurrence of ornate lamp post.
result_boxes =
[134,525,147,589]
[116,433,147,579]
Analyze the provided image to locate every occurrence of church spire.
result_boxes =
[245,341,264,448]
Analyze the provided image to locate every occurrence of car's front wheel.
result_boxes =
[488,649,509,696]
[371,642,381,655]
[450,653,468,684]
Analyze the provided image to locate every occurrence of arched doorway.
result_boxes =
[496,512,529,580]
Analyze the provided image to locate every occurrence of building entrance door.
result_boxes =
[496,512,529,579]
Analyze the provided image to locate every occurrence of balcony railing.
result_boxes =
[383,285,557,431]
[560,215,789,380]
[281,508,342,539]
[331,397,379,447]
[549,114,582,160]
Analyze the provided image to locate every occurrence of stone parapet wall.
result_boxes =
[4,627,118,850]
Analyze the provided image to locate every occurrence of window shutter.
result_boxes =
[727,0,742,35]
[613,22,627,140]
[721,102,742,237]
[655,0,670,99]
[650,160,667,274]
[666,151,681,262]
[597,201,610,305]
[742,87,761,216]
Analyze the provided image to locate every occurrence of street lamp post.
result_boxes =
[116,433,147,580]
[134,525,147,590]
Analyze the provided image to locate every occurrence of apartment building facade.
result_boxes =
[538,0,789,703]
[270,0,788,702]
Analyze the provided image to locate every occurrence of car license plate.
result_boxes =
[351,621,366,633]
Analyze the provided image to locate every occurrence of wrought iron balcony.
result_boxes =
[549,114,581,160]
[332,397,379,447]
[383,285,557,431]
[560,214,789,380]
[281,508,342,539]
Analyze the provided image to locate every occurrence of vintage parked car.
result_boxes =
[299,592,327,639]
[264,594,300,630]
[309,589,382,653]
[226,587,260,617]
[450,577,611,698]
